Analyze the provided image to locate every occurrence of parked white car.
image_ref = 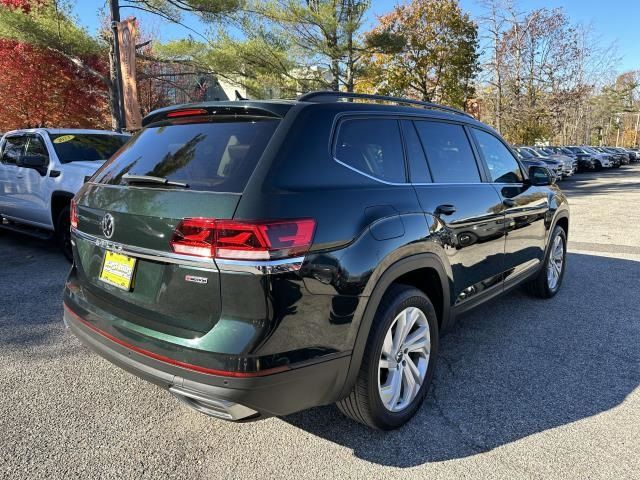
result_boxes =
[0,128,130,259]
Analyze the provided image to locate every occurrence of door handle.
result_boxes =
[435,204,457,216]
[502,198,516,207]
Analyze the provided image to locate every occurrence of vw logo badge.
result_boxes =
[101,213,115,239]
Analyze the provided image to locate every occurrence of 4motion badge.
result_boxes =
[185,275,208,285]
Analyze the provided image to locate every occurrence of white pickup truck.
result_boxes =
[0,128,130,260]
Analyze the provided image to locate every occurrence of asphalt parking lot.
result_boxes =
[1,166,639,480]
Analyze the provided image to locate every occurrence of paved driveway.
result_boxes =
[1,166,638,479]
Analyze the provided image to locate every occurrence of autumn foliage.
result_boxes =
[0,39,110,131]
[0,0,39,13]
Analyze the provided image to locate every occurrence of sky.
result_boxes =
[72,0,640,73]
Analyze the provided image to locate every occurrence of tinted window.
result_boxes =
[414,121,480,183]
[472,129,523,183]
[26,136,49,158]
[335,118,405,183]
[1,136,27,165]
[49,134,129,163]
[95,119,279,193]
[401,120,430,183]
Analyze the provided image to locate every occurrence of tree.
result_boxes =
[0,1,120,125]
[244,0,371,92]
[362,0,479,109]
[0,0,244,127]
[476,0,618,145]
[0,39,109,130]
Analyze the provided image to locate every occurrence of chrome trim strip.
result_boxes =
[216,257,305,275]
[331,160,528,188]
[72,228,304,275]
[73,228,218,270]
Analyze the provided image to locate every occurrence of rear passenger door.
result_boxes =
[403,120,506,306]
[470,128,548,282]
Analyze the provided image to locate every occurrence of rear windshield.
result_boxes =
[49,133,129,163]
[93,119,279,193]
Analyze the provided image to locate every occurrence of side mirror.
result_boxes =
[529,165,554,186]
[17,154,48,175]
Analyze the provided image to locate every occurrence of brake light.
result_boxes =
[170,218,316,261]
[166,108,208,118]
[70,199,78,229]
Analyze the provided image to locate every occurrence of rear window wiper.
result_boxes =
[122,174,189,188]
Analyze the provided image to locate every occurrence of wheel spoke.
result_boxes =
[381,328,394,358]
[405,356,422,388]
[380,368,402,409]
[401,363,417,403]
[379,357,396,370]
[392,309,413,351]
[403,326,429,354]
[554,244,563,259]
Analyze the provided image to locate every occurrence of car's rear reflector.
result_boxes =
[70,198,78,229]
[170,218,316,261]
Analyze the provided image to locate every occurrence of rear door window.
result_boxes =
[401,120,431,183]
[334,118,405,183]
[413,121,481,183]
[94,119,280,193]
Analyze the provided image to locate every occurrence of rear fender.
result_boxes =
[337,253,450,399]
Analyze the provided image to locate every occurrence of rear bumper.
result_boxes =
[64,302,350,419]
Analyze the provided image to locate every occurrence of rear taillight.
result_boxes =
[170,218,316,261]
[70,199,78,229]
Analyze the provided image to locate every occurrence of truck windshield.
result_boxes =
[49,133,130,163]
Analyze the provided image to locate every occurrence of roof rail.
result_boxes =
[298,90,474,118]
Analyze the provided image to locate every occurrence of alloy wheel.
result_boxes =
[378,306,431,412]
[546,234,564,290]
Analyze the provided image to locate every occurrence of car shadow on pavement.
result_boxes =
[283,252,640,466]
[0,233,71,353]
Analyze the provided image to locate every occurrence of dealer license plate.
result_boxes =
[99,251,136,291]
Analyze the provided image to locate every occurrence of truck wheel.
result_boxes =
[56,205,72,262]
[336,284,439,430]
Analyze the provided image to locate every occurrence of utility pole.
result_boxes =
[110,0,125,131]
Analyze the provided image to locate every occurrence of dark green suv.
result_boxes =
[63,92,569,429]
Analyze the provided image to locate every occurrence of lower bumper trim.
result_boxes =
[64,299,352,417]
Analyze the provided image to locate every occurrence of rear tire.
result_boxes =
[336,284,439,430]
[525,226,567,299]
[56,205,72,262]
